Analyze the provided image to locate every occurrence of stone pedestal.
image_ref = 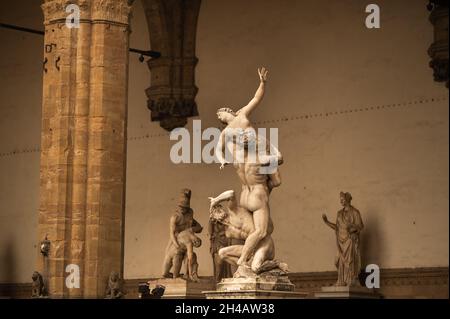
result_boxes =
[204,289,307,299]
[218,276,295,292]
[148,278,215,299]
[315,286,381,299]
[203,276,308,299]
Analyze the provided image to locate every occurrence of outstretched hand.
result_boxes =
[322,214,328,223]
[258,67,268,82]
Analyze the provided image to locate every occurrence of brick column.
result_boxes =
[38,0,131,298]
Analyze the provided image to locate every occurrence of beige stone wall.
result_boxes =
[0,0,448,284]
[0,0,42,283]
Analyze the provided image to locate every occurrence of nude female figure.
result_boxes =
[215,68,283,267]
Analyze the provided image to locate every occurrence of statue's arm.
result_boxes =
[267,170,282,190]
[238,81,265,116]
[215,130,228,169]
[190,218,202,233]
[349,210,364,233]
[325,221,337,230]
[356,210,364,230]
[237,67,268,116]
[322,214,337,230]
[259,137,283,166]
[169,215,180,248]
[208,220,215,241]
[216,130,238,169]
[273,145,283,166]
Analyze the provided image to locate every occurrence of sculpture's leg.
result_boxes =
[172,252,184,278]
[212,253,218,281]
[218,245,243,266]
[250,236,275,273]
[213,253,224,282]
[237,198,270,266]
[190,253,199,282]
[335,256,346,286]
[229,239,244,275]
[162,252,174,277]
[183,255,189,279]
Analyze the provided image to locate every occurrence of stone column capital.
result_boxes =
[91,0,132,25]
[41,0,132,26]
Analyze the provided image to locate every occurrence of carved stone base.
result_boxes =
[204,289,308,299]
[147,278,215,299]
[217,276,295,292]
[315,286,381,299]
[203,275,307,299]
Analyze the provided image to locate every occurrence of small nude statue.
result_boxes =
[322,192,364,287]
[162,228,202,282]
[31,271,47,298]
[105,271,124,299]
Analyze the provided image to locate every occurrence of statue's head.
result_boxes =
[209,204,229,223]
[177,188,192,210]
[340,191,352,206]
[191,220,203,234]
[32,271,40,281]
[192,236,202,248]
[109,271,119,282]
[217,108,236,124]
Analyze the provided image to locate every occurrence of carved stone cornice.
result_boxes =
[41,0,132,26]
[142,0,201,131]
[91,0,132,25]
[42,0,90,25]
[147,97,198,131]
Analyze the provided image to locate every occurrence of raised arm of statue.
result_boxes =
[322,214,337,230]
[236,67,268,117]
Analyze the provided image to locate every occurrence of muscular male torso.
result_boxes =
[172,208,194,234]
[224,207,274,240]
